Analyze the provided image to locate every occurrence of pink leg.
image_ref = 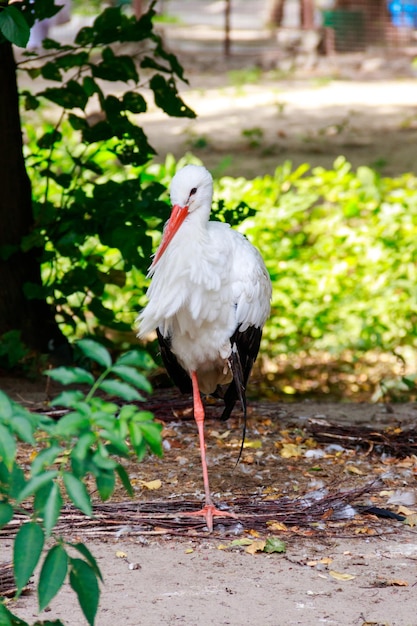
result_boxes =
[178,371,237,532]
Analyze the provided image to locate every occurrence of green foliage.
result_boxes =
[0,331,30,369]
[218,157,417,356]
[0,4,30,47]
[9,2,195,350]
[0,0,61,46]
[8,0,417,370]
[241,127,264,148]
[0,340,162,625]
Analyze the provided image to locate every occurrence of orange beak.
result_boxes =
[151,204,189,269]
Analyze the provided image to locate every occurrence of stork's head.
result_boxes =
[170,164,213,213]
[151,165,213,268]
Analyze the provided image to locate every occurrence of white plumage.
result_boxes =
[137,163,271,531]
[138,164,271,392]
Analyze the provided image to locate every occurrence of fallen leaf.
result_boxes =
[354,526,376,535]
[307,556,333,567]
[184,548,193,554]
[403,513,417,527]
[386,579,409,587]
[245,540,266,555]
[266,521,288,532]
[264,538,286,553]
[116,551,127,559]
[141,479,162,490]
[243,439,263,449]
[227,538,253,548]
[345,465,365,475]
[210,430,230,439]
[396,458,414,468]
[161,428,177,437]
[329,570,356,581]
[280,443,303,459]
[397,505,415,516]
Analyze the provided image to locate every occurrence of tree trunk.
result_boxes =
[269,0,285,26]
[0,41,70,360]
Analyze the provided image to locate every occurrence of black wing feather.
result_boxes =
[156,328,192,394]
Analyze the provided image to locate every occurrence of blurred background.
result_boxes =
[4,0,417,403]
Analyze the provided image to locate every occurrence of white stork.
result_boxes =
[138,164,272,531]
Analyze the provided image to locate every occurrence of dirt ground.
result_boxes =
[3,384,417,626]
[6,9,417,625]
[139,21,417,179]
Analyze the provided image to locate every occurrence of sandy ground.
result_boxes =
[9,532,417,626]
[4,392,417,626]
[142,76,417,179]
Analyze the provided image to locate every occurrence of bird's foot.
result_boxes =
[179,504,238,533]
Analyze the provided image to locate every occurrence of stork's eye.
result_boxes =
[189,187,197,197]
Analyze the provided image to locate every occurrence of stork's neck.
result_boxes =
[190,199,212,230]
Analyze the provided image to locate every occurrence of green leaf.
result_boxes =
[99,429,129,456]
[8,463,26,500]
[77,339,112,369]
[16,470,58,503]
[70,542,103,582]
[68,113,88,132]
[41,61,63,82]
[10,415,35,444]
[46,366,95,386]
[264,537,287,553]
[31,444,63,476]
[99,379,143,401]
[0,502,14,529]
[38,544,68,611]
[122,91,147,113]
[92,48,138,83]
[128,421,145,459]
[0,5,30,47]
[150,74,196,118]
[115,464,133,497]
[82,76,102,97]
[63,473,93,517]
[41,80,89,110]
[14,522,45,593]
[139,421,163,456]
[95,470,115,501]
[42,482,63,538]
[111,365,152,393]
[69,558,100,626]
[50,390,85,408]
[54,412,90,437]
[0,603,16,625]
[92,445,117,471]
[37,129,63,149]
[116,350,155,370]
[0,424,16,470]
[72,432,96,462]
[0,390,13,419]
